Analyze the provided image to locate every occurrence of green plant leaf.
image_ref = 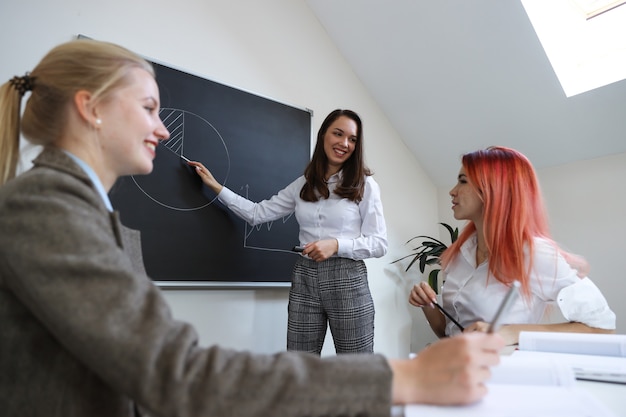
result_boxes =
[392,223,458,289]
[390,253,418,264]
[428,269,440,294]
[405,255,423,272]
[440,222,459,243]
[419,252,427,272]
[407,235,447,247]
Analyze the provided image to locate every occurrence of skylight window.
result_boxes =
[521,0,626,97]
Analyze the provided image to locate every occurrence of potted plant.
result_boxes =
[392,222,458,294]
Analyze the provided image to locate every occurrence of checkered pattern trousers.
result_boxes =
[287,256,375,354]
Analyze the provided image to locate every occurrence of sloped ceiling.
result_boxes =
[306,0,626,187]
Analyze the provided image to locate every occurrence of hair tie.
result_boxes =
[8,73,35,97]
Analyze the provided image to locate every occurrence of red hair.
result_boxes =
[440,146,588,297]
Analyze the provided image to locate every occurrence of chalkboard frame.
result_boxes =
[109,57,313,289]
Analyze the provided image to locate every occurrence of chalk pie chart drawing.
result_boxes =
[131,108,230,211]
[108,59,311,284]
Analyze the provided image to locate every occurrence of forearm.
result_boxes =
[336,234,387,259]
[206,179,223,194]
[422,307,447,338]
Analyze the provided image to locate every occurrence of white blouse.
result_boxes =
[216,172,387,260]
[441,233,615,336]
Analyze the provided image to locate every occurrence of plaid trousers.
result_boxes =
[287,256,375,354]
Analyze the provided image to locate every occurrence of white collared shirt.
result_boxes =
[217,172,387,260]
[441,233,615,336]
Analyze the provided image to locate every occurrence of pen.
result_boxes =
[434,301,465,331]
[433,301,465,331]
[487,280,521,333]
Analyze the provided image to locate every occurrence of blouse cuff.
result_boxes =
[557,277,616,329]
[336,238,351,258]
[216,186,236,205]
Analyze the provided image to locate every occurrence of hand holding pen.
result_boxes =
[409,281,465,332]
[411,280,521,340]
[433,301,464,331]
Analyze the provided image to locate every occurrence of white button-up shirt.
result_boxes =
[441,233,615,336]
[217,172,387,260]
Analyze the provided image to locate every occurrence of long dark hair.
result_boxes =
[300,109,371,202]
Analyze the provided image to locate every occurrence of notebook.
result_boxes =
[518,331,626,357]
[515,331,626,384]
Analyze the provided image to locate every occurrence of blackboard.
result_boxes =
[109,61,311,287]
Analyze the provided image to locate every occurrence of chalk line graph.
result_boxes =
[238,183,298,254]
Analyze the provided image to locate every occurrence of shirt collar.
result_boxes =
[62,150,114,212]
[326,170,343,184]
[459,232,479,265]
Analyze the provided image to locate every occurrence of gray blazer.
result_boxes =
[0,147,392,417]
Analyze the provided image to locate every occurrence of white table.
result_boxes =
[392,346,626,417]
[577,379,626,417]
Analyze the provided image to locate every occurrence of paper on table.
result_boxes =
[515,331,626,384]
[404,353,617,417]
[404,385,616,417]
[518,331,626,357]
[489,354,575,386]
[512,350,626,384]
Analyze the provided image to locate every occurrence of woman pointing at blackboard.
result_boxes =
[190,109,387,354]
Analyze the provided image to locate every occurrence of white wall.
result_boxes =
[437,152,626,335]
[538,153,626,334]
[0,0,438,358]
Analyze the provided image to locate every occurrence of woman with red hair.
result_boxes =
[409,146,615,345]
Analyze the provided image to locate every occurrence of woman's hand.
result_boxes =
[301,239,338,262]
[389,332,505,405]
[409,281,447,337]
[409,281,437,308]
[187,161,223,194]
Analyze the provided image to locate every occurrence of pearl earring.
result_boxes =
[95,118,102,125]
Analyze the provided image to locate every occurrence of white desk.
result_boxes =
[577,380,626,417]
[392,347,626,417]
[391,380,626,417]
